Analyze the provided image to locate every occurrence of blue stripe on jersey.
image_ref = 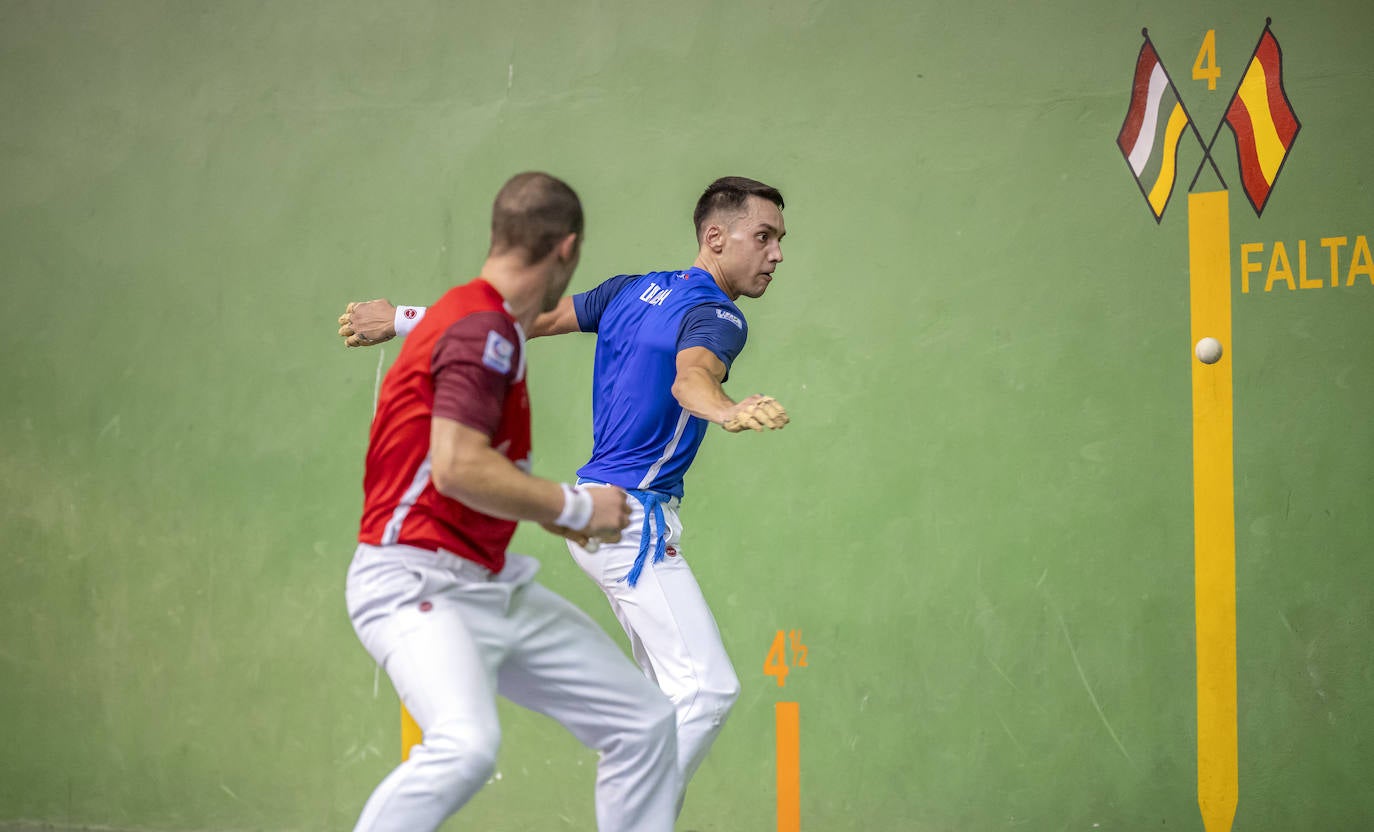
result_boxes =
[574,267,749,497]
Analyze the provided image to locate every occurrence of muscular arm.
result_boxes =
[429,416,630,537]
[429,416,564,522]
[671,347,737,424]
[528,296,581,338]
[340,295,581,346]
[672,346,791,432]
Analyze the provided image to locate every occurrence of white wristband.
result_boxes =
[556,483,594,530]
[394,305,426,337]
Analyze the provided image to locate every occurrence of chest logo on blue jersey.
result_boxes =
[715,308,743,329]
[483,330,514,373]
[639,283,672,306]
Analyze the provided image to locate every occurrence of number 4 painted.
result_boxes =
[1193,29,1220,90]
[764,629,810,687]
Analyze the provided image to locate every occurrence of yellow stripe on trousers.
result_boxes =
[1188,191,1237,832]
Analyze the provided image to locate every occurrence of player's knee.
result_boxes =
[721,676,741,710]
[700,672,741,720]
[423,722,501,792]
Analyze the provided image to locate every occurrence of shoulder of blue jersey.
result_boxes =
[713,307,744,329]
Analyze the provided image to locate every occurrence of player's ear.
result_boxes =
[703,221,726,253]
[555,232,580,263]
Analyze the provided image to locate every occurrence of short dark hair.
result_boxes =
[490,172,584,263]
[693,177,785,242]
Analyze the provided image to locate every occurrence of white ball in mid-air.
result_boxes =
[1195,337,1224,365]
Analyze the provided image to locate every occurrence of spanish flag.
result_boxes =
[1117,40,1193,222]
[1224,24,1300,216]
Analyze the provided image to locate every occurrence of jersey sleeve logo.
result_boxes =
[715,308,743,329]
[482,330,515,373]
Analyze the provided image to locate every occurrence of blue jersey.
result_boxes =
[572,267,748,498]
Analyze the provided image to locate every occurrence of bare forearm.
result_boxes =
[432,446,563,523]
[671,366,735,424]
[528,296,581,338]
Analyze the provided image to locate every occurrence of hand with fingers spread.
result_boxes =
[721,394,789,433]
[338,298,398,347]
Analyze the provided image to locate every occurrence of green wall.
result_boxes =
[2,0,1371,829]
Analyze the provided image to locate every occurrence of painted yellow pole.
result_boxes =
[401,704,422,761]
[1188,190,1238,832]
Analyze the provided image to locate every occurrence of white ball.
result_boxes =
[1195,337,1223,365]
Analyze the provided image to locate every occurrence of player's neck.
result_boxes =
[479,254,547,329]
[690,254,739,300]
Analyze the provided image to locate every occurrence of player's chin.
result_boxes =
[745,275,773,298]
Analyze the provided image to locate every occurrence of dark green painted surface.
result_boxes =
[2,0,1371,828]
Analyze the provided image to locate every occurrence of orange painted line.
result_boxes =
[1188,191,1238,832]
[776,701,800,832]
[401,704,422,761]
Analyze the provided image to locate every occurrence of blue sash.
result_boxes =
[622,489,670,588]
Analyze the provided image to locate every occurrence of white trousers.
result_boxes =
[345,544,679,832]
[568,494,741,805]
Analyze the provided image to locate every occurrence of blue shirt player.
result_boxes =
[572,266,751,579]
[337,176,791,813]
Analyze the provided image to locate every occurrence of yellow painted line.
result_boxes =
[401,704,422,761]
[776,701,800,832]
[1188,191,1238,832]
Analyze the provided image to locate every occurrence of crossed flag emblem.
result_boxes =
[1117,19,1301,222]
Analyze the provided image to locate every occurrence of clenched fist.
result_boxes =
[722,395,789,433]
[338,299,398,347]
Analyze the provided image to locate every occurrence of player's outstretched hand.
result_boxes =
[585,485,630,544]
[338,299,398,347]
[722,395,790,433]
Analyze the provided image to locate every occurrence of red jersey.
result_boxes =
[358,279,531,572]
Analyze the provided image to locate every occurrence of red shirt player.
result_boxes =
[358,276,534,572]
[343,173,680,832]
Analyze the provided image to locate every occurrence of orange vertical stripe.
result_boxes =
[1188,191,1238,832]
[776,702,800,832]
